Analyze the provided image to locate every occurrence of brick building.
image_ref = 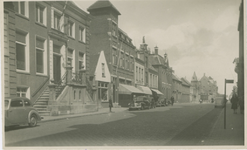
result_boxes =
[87,0,144,107]
[149,47,173,99]
[3,1,97,116]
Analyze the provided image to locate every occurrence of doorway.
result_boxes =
[53,54,61,84]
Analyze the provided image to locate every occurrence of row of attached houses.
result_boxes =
[4,0,201,116]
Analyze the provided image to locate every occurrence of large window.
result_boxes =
[79,52,85,70]
[68,21,74,38]
[36,4,46,25]
[79,27,86,43]
[16,30,29,71]
[14,2,29,17]
[54,12,61,30]
[98,82,108,102]
[36,37,45,73]
[51,8,64,32]
[67,49,73,67]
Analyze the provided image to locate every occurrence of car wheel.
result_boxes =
[29,115,37,127]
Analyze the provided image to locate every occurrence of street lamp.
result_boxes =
[224,79,234,129]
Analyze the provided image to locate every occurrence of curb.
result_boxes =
[39,110,123,123]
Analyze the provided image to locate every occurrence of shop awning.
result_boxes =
[118,84,144,94]
[137,86,152,95]
[151,89,164,95]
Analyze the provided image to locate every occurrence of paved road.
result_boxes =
[5,103,223,146]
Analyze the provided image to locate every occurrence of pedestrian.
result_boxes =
[199,99,203,104]
[109,96,113,112]
[230,91,238,114]
[171,96,174,106]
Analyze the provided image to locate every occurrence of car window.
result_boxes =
[24,99,31,106]
[5,100,9,109]
[10,100,23,107]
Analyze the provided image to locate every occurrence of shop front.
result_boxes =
[118,84,144,107]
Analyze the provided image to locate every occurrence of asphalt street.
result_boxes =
[5,103,226,146]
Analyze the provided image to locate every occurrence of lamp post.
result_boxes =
[224,79,234,129]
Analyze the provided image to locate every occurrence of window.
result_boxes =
[36,4,46,25]
[36,37,45,73]
[11,100,23,107]
[136,66,138,81]
[14,2,29,17]
[51,8,64,32]
[145,72,148,84]
[67,49,73,67]
[16,30,29,71]
[112,48,117,65]
[102,63,105,77]
[79,52,85,70]
[79,27,86,43]
[17,87,27,97]
[125,54,128,70]
[54,12,61,30]
[74,90,76,100]
[68,21,74,37]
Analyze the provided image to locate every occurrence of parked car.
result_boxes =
[156,100,165,107]
[5,97,43,128]
[129,96,151,110]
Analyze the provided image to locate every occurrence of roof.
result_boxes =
[89,53,100,76]
[87,0,121,15]
[148,59,158,73]
[172,74,182,82]
[181,78,191,87]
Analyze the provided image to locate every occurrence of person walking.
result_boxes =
[230,91,239,114]
[171,96,174,106]
[109,97,113,112]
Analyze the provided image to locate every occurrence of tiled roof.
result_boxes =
[181,78,191,86]
[172,74,182,82]
[87,0,121,15]
[89,53,100,76]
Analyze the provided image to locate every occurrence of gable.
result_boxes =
[95,51,111,82]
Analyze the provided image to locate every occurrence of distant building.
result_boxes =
[181,77,191,103]
[191,72,218,102]
[172,74,182,102]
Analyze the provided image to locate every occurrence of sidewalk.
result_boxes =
[204,103,245,146]
[40,107,128,123]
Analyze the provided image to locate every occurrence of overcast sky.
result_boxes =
[74,0,241,95]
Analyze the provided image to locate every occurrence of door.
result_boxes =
[53,54,61,84]
[7,99,26,125]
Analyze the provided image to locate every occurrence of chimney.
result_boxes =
[155,46,158,55]
[164,52,167,59]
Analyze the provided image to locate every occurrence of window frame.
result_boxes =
[35,35,47,75]
[36,3,46,26]
[16,29,30,73]
[79,26,86,43]
[15,2,29,18]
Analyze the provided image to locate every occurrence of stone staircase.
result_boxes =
[55,84,66,98]
[33,87,51,116]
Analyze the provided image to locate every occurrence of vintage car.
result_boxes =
[129,96,152,110]
[5,97,43,128]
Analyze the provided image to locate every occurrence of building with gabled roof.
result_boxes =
[149,46,173,99]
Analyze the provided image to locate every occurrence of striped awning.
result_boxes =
[151,89,164,95]
[137,86,152,95]
[118,84,144,94]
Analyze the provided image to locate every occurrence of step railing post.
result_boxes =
[47,83,58,116]
[66,66,73,84]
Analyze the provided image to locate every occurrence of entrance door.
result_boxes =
[53,54,61,84]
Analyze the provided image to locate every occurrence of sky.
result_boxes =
[74,0,241,96]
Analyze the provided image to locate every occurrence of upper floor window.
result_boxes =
[67,49,73,67]
[102,63,105,77]
[36,4,46,25]
[36,37,46,74]
[51,8,64,32]
[79,27,86,43]
[16,87,27,98]
[68,21,75,38]
[16,30,29,72]
[14,2,29,17]
[79,52,85,70]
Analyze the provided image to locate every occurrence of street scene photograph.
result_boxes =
[2,0,245,148]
